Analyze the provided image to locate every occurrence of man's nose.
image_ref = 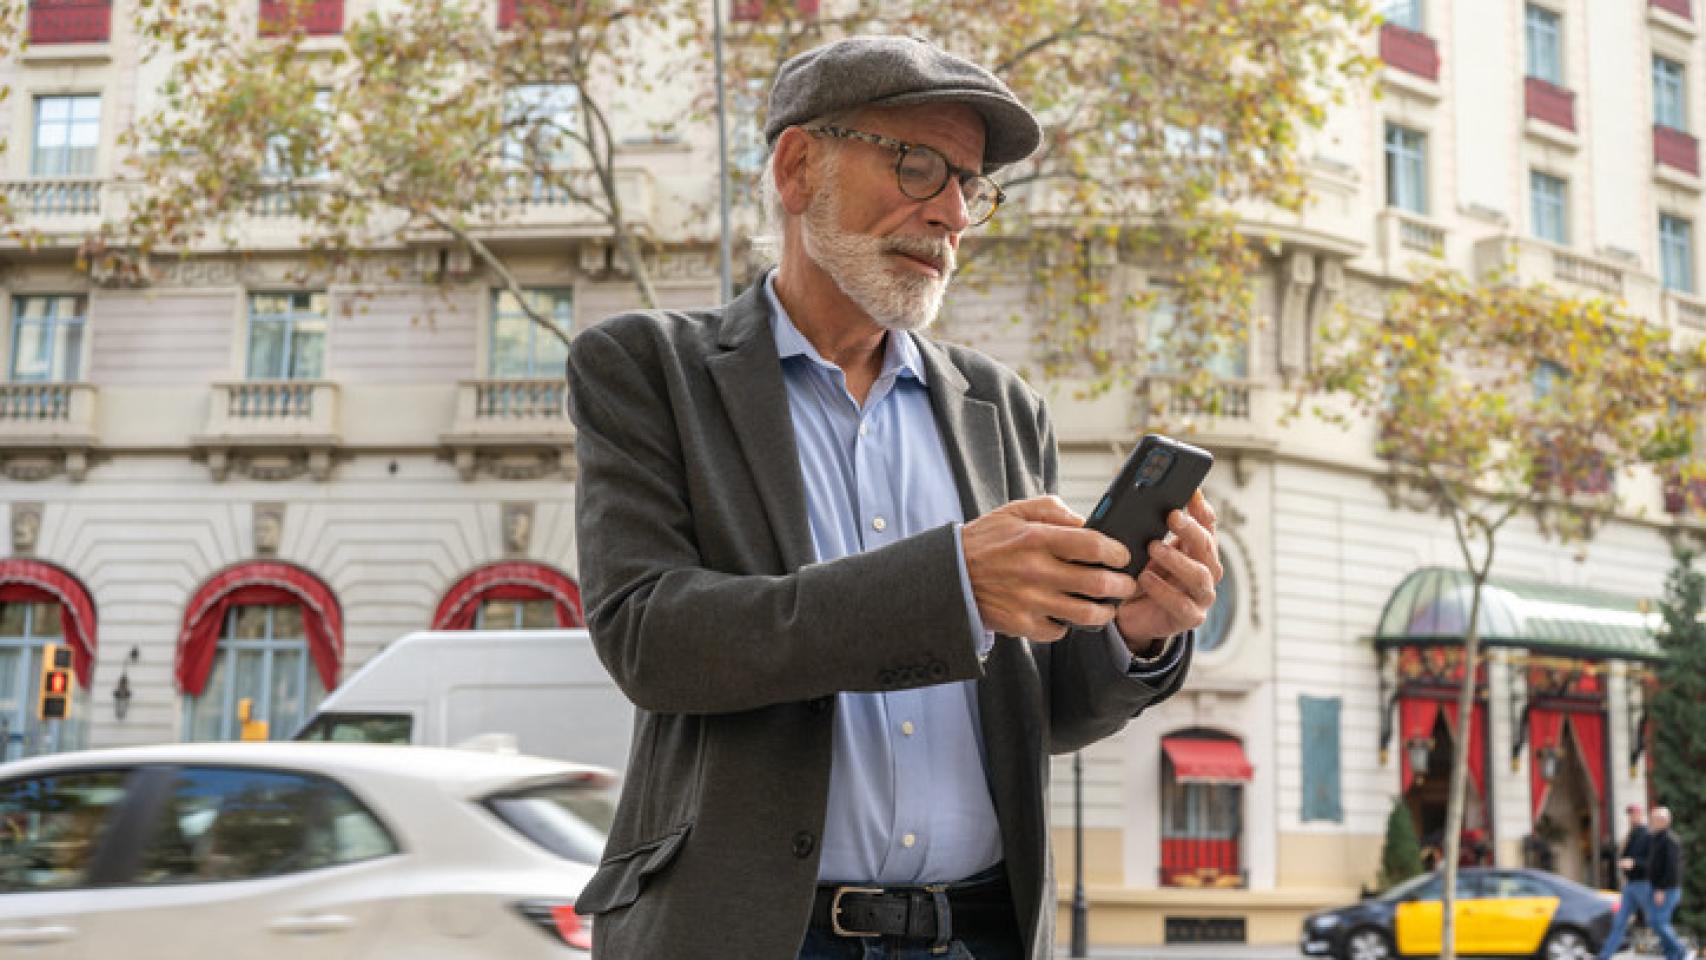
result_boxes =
[922,179,972,236]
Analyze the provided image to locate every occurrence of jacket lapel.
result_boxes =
[915,336,1006,520]
[705,283,816,573]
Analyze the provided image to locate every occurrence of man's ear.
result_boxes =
[772,127,816,217]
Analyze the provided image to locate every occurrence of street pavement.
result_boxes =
[1082,944,1299,959]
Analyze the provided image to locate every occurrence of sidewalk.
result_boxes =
[1081,946,1298,959]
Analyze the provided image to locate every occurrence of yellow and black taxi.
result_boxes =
[1300,867,1617,960]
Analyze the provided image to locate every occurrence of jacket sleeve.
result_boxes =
[567,324,985,716]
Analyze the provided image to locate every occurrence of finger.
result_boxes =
[1003,495,1085,527]
[1138,568,1209,631]
[1146,541,1216,606]
[1168,510,1223,580]
[1188,491,1217,532]
[1036,525,1131,570]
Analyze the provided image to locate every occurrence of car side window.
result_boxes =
[133,766,398,885]
[0,770,130,892]
[1487,873,1552,899]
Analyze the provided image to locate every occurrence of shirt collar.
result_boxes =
[763,269,926,385]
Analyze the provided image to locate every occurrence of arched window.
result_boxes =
[1196,548,1236,655]
[0,560,96,759]
[432,562,583,631]
[1160,730,1252,889]
[176,562,341,742]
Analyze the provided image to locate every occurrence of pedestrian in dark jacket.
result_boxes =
[1648,807,1688,960]
[1597,804,1653,960]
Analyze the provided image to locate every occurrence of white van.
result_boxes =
[293,628,634,773]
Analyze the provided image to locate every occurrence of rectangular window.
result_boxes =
[31,95,100,177]
[1382,0,1423,30]
[1525,4,1563,85]
[184,605,325,743]
[262,88,333,180]
[1662,213,1696,293]
[1145,289,1248,379]
[1300,695,1344,823]
[502,83,582,169]
[490,288,572,378]
[8,295,86,382]
[1384,124,1427,214]
[1530,171,1568,245]
[1655,56,1688,132]
[246,292,327,380]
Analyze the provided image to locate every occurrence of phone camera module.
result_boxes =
[1134,448,1174,488]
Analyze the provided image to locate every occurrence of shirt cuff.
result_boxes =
[953,522,997,659]
[1108,622,1188,680]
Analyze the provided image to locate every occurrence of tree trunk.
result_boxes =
[1438,576,1489,960]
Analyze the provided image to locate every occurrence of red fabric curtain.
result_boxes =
[1529,707,1567,820]
[0,560,97,689]
[1399,697,1442,790]
[176,563,342,696]
[1569,712,1607,806]
[1441,701,1488,811]
[431,562,584,630]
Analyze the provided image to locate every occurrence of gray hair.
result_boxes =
[754,108,865,265]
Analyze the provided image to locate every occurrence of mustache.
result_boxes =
[883,234,955,275]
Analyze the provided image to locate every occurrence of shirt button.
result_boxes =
[902,833,917,849]
[901,721,915,736]
[858,423,869,437]
[872,517,887,532]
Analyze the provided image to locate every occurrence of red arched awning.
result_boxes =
[0,560,97,689]
[1162,736,1254,784]
[432,562,584,631]
[176,562,342,696]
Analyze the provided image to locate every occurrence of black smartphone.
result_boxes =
[1085,434,1214,579]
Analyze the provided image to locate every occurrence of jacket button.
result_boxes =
[792,831,816,858]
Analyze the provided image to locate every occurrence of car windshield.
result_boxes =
[485,776,614,866]
[294,712,412,744]
[1378,871,1440,902]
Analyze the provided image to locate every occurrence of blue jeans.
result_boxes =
[1653,886,1687,960]
[796,925,1024,960]
[1597,880,1652,960]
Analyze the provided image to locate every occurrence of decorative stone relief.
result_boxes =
[450,448,573,482]
[9,502,43,556]
[253,502,286,557]
[205,449,334,482]
[1,452,88,483]
[502,502,535,557]
[1276,251,1316,379]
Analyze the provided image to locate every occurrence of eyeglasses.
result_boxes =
[807,125,1005,227]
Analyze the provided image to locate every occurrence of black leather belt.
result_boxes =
[809,867,1012,953]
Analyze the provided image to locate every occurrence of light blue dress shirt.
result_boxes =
[764,275,1180,885]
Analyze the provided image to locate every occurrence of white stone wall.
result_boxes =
[4,460,579,748]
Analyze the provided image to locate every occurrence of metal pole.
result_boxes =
[1072,750,1089,956]
[710,0,734,304]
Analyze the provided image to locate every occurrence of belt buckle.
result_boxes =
[830,886,885,938]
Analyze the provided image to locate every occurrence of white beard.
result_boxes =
[801,180,956,333]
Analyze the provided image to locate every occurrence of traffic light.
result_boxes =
[37,644,74,721]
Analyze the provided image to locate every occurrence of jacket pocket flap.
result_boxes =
[575,824,691,915]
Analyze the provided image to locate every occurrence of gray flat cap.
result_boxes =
[764,36,1042,172]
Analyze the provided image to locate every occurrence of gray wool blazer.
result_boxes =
[565,279,1190,960]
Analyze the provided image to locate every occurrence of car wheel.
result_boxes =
[1345,927,1395,960]
[1540,927,1592,960]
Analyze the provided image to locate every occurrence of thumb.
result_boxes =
[1002,495,1084,527]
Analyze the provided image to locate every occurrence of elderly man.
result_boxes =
[566,36,1219,959]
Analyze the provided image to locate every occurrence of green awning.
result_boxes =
[1373,567,1664,662]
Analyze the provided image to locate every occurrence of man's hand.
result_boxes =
[1114,492,1223,657]
[962,496,1137,642]
[1657,889,1668,906]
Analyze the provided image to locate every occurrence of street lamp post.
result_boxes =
[710,0,734,304]
[1071,750,1088,956]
